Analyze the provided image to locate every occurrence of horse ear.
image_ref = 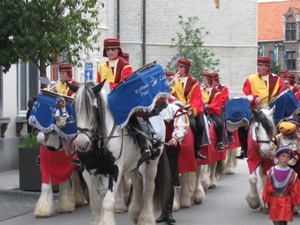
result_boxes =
[269,105,276,115]
[92,79,107,94]
[66,81,79,93]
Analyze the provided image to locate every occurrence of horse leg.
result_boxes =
[58,180,75,213]
[258,166,268,213]
[128,169,145,224]
[179,172,192,208]
[224,148,238,174]
[201,165,211,190]
[208,163,218,189]
[137,160,159,225]
[83,169,102,225]
[34,182,54,218]
[114,175,127,213]
[71,171,86,207]
[245,169,260,209]
[193,165,206,204]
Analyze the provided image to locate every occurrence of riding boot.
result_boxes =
[156,210,167,223]
[164,186,176,223]
[273,221,280,225]
[236,127,247,159]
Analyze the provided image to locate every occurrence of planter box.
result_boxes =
[19,147,58,191]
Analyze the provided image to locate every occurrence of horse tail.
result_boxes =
[154,149,171,210]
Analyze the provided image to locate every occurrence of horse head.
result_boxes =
[251,106,276,158]
[68,80,107,152]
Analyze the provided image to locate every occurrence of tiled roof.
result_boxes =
[258,0,300,41]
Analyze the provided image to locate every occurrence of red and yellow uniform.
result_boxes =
[242,73,283,110]
[56,79,80,97]
[171,76,204,117]
[97,38,133,89]
[201,86,222,116]
[97,57,132,89]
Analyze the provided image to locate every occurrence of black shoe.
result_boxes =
[36,155,40,166]
[217,142,224,152]
[228,136,235,143]
[235,150,245,159]
[165,212,176,223]
[196,151,207,160]
[156,212,166,223]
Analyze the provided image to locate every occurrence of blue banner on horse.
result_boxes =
[28,94,77,140]
[107,64,171,128]
[269,90,300,126]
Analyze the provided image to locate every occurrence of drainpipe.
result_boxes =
[117,0,120,38]
[142,0,146,65]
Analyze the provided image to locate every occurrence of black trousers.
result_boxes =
[210,114,224,143]
[194,115,205,150]
[166,150,180,186]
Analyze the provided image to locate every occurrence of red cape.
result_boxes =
[198,124,226,165]
[40,145,75,185]
[178,127,197,173]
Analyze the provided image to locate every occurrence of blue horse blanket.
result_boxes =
[107,64,171,128]
[269,90,300,126]
[28,94,77,140]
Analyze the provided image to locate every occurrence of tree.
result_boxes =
[270,60,281,75]
[166,16,220,82]
[0,0,103,77]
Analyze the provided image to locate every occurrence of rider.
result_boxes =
[52,63,80,97]
[236,56,284,159]
[156,103,189,224]
[212,72,235,144]
[202,72,224,151]
[97,38,153,163]
[170,58,207,160]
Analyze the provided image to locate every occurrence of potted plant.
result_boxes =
[18,132,42,191]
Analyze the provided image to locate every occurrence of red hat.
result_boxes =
[283,72,295,80]
[178,58,191,69]
[257,56,270,66]
[103,38,123,57]
[58,63,73,78]
[165,71,175,77]
[279,69,289,76]
[275,146,294,159]
[122,52,129,62]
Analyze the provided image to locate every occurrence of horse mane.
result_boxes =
[74,82,106,135]
[254,108,275,139]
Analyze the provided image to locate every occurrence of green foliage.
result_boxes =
[270,60,281,75]
[0,0,103,75]
[166,16,220,82]
[19,133,39,148]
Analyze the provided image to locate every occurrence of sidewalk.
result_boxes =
[0,169,19,190]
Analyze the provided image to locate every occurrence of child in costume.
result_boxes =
[262,146,300,225]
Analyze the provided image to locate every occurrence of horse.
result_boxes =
[245,106,276,212]
[67,80,170,225]
[28,91,89,218]
[33,131,88,218]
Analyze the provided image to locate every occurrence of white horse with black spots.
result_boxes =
[67,81,170,225]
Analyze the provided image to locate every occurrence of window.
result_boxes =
[285,22,296,41]
[17,62,39,113]
[286,51,296,70]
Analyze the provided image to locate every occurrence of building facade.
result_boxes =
[0,0,257,172]
[258,1,300,74]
